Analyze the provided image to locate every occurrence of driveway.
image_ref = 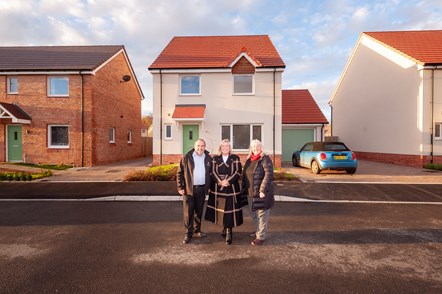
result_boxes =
[283,160,442,184]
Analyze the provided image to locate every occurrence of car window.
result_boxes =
[301,143,314,151]
[324,143,349,151]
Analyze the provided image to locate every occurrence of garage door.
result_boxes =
[282,129,314,162]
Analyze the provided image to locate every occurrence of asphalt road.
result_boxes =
[1,200,441,293]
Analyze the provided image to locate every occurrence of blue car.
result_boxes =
[292,141,357,174]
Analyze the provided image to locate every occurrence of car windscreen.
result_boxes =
[323,143,349,151]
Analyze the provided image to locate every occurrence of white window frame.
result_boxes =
[109,128,116,143]
[7,76,18,94]
[233,74,254,95]
[48,76,69,97]
[127,129,132,144]
[165,124,172,140]
[48,125,69,149]
[221,124,262,151]
[180,75,201,95]
[435,122,442,140]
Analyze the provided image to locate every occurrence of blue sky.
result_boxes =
[1,0,442,120]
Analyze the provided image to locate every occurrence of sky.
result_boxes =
[1,0,442,121]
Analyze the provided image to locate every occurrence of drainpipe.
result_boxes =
[430,69,435,164]
[80,73,85,167]
[272,68,276,165]
[321,123,325,141]
[160,70,163,165]
[330,104,333,137]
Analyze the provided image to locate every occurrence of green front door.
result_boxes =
[282,129,314,162]
[183,125,199,154]
[7,125,23,162]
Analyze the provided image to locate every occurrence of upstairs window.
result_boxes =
[7,77,18,94]
[180,75,200,95]
[48,76,69,97]
[233,75,254,95]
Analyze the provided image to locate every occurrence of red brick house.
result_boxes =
[0,45,143,166]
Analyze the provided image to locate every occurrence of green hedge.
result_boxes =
[0,170,52,181]
[423,163,442,171]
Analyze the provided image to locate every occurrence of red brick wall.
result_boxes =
[0,52,142,166]
[87,52,142,165]
[153,153,282,168]
[355,151,440,167]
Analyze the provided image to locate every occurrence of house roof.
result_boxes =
[0,45,124,71]
[172,104,206,120]
[0,102,32,124]
[149,35,285,70]
[282,89,328,124]
[364,30,442,65]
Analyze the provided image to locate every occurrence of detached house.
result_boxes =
[149,35,285,166]
[330,30,442,167]
[281,89,328,162]
[0,45,143,166]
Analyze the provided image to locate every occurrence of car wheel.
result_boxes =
[346,168,356,174]
[311,160,321,174]
[292,156,298,167]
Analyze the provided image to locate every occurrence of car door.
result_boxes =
[300,143,314,168]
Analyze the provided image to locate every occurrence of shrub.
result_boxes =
[125,164,178,181]
[0,170,52,181]
[423,163,435,169]
[273,168,296,181]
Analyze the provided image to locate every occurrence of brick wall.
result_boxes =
[153,153,282,168]
[0,52,142,166]
[355,151,440,167]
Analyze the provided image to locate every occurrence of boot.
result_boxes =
[226,228,232,245]
[221,227,226,238]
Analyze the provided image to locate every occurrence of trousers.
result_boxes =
[183,186,206,236]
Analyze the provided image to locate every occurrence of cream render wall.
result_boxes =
[152,70,282,157]
[331,36,426,155]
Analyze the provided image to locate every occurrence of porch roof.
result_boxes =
[0,102,32,124]
[172,104,206,121]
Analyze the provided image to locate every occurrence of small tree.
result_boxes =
[142,114,153,130]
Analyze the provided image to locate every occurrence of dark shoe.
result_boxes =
[249,232,256,237]
[251,238,264,246]
[183,235,191,244]
[221,228,226,238]
[226,228,232,245]
[193,231,206,238]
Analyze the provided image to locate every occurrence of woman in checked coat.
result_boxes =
[205,139,244,245]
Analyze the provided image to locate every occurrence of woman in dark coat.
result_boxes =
[205,139,244,245]
[241,139,274,246]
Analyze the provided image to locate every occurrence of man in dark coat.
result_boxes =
[177,138,212,244]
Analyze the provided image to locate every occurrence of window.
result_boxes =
[127,129,132,143]
[109,128,116,143]
[7,77,18,94]
[233,75,253,94]
[48,76,69,96]
[48,125,69,148]
[165,124,172,140]
[221,124,262,150]
[435,122,442,140]
[180,75,200,95]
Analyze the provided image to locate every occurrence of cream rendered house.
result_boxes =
[149,35,285,166]
[330,30,442,167]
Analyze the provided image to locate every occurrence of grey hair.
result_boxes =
[247,139,266,159]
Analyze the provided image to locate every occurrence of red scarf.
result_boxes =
[250,152,262,161]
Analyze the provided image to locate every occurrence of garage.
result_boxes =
[282,128,314,162]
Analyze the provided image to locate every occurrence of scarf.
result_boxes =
[250,152,262,161]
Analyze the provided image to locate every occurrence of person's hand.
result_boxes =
[179,189,185,196]
[259,192,265,198]
[221,179,229,187]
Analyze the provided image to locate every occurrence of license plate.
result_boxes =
[334,155,346,160]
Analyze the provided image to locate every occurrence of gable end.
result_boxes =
[232,57,255,74]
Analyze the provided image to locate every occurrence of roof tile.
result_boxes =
[282,89,328,124]
[149,35,285,69]
[364,30,442,65]
[172,105,206,119]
